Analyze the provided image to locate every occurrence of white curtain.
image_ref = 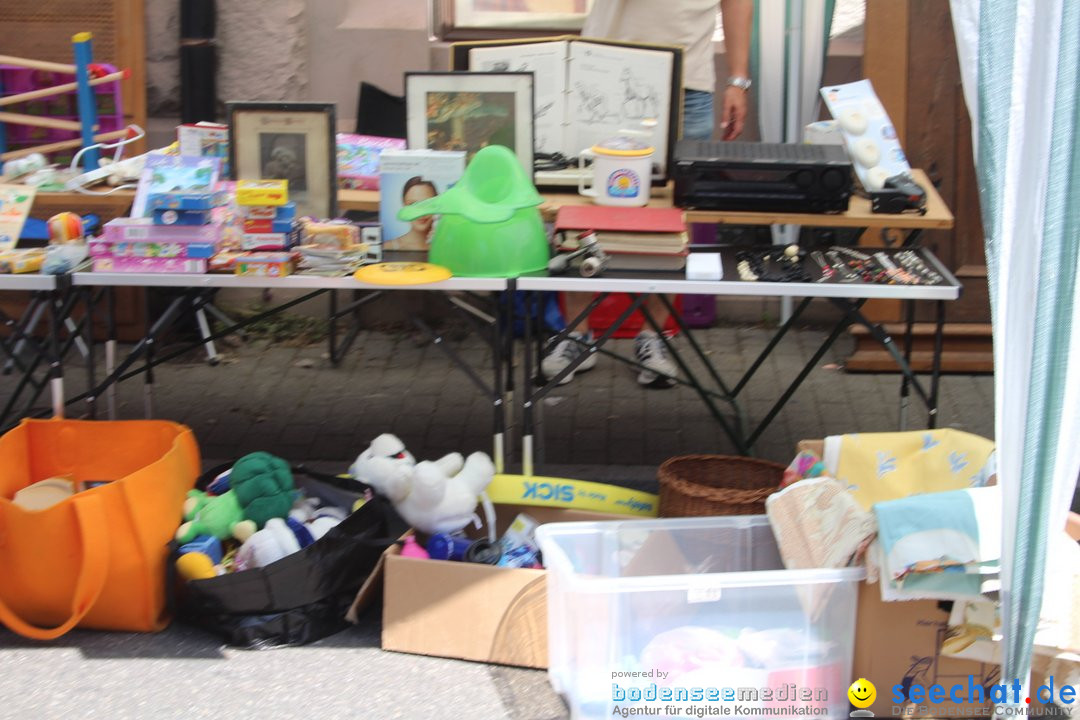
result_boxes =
[950,0,1080,706]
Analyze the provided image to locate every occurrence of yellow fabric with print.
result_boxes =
[834,429,995,510]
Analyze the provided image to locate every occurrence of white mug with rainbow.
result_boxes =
[577,135,654,207]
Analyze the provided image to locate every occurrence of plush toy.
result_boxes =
[349,433,417,502]
[405,453,495,535]
[176,552,218,581]
[350,434,495,535]
[176,451,296,544]
[233,512,342,571]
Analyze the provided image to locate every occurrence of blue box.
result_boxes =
[146,190,226,212]
[153,208,212,226]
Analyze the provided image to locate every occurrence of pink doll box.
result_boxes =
[103,217,223,244]
[92,256,208,274]
[336,134,406,190]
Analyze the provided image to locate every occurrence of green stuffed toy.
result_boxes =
[176,452,296,544]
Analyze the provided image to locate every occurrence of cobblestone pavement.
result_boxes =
[3,322,994,484]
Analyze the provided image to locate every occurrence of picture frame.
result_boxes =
[452,37,683,186]
[405,71,534,178]
[227,101,338,219]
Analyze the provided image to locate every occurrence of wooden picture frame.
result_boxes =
[405,71,535,178]
[227,101,338,219]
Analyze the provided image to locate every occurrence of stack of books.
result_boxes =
[553,206,688,272]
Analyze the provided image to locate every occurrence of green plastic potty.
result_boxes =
[397,145,549,278]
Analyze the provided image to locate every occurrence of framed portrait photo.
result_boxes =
[405,71,534,178]
[227,101,338,219]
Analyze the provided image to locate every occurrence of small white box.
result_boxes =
[685,252,722,280]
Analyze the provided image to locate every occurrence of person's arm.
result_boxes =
[719,0,752,140]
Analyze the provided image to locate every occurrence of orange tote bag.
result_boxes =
[0,419,200,639]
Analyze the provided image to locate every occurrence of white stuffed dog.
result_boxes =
[350,434,495,535]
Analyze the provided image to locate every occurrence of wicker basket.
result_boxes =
[658,454,786,517]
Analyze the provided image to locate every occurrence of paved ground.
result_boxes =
[0,312,995,720]
[11,318,994,475]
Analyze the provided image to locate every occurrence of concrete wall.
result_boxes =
[145,0,430,131]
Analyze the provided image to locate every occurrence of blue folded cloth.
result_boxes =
[873,486,1001,601]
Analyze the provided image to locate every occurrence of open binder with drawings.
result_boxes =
[451,37,682,186]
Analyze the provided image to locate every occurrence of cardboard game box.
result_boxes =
[378,149,465,252]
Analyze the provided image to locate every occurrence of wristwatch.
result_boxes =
[727,75,752,91]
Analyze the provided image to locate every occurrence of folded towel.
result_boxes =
[823,429,996,510]
[766,476,877,571]
[873,486,1001,601]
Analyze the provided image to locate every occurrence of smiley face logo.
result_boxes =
[848,678,877,709]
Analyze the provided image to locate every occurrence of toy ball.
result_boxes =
[176,552,218,581]
[47,212,84,244]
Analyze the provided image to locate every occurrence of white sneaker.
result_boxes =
[634,331,676,387]
[541,332,597,385]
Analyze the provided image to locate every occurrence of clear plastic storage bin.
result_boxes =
[536,515,865,720]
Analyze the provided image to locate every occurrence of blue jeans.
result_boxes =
[682,89,715,141]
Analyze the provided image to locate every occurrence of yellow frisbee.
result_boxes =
[353,262,453,286]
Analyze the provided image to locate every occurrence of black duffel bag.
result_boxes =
[173,463,408,648]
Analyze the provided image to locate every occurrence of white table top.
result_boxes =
[0,274,57,291]
[517,248,962,301]
[70,272,508,292]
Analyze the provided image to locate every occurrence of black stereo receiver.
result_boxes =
[673,141,853,213]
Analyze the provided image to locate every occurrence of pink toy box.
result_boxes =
[92,256,208,274]
[336,134,406,190]
[102,217,223,244]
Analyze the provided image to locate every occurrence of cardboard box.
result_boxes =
[92,256,208,274]
[236,179,288,206]
[364,503,630,669]
[854,583,997,717]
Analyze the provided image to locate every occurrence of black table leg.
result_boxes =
[899,298,917,429]
[929,299,946,429]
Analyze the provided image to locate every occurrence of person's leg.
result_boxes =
[635,295,677,388]
[561,292,592,333]
[541,292,597,384]
[682,89,716,142]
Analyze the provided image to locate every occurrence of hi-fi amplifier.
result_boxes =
[673,141,853,213]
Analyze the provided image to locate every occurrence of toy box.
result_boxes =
[239,233,289,251]
[102,217,223,244]
[240,202,296,221]
[178,122,229,176]
[92,256,208,274]
[147,191,225,213]
[152,208,214,226]
[336,134,406,190]
[0,248,45,274]
[242,218,293,235]
[88,240,219,260]
[234,252,295,277]
[379,149,466,251]
[133,154,222,217]
[236,179,288,207]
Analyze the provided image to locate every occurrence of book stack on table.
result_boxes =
[553,206,689,272]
